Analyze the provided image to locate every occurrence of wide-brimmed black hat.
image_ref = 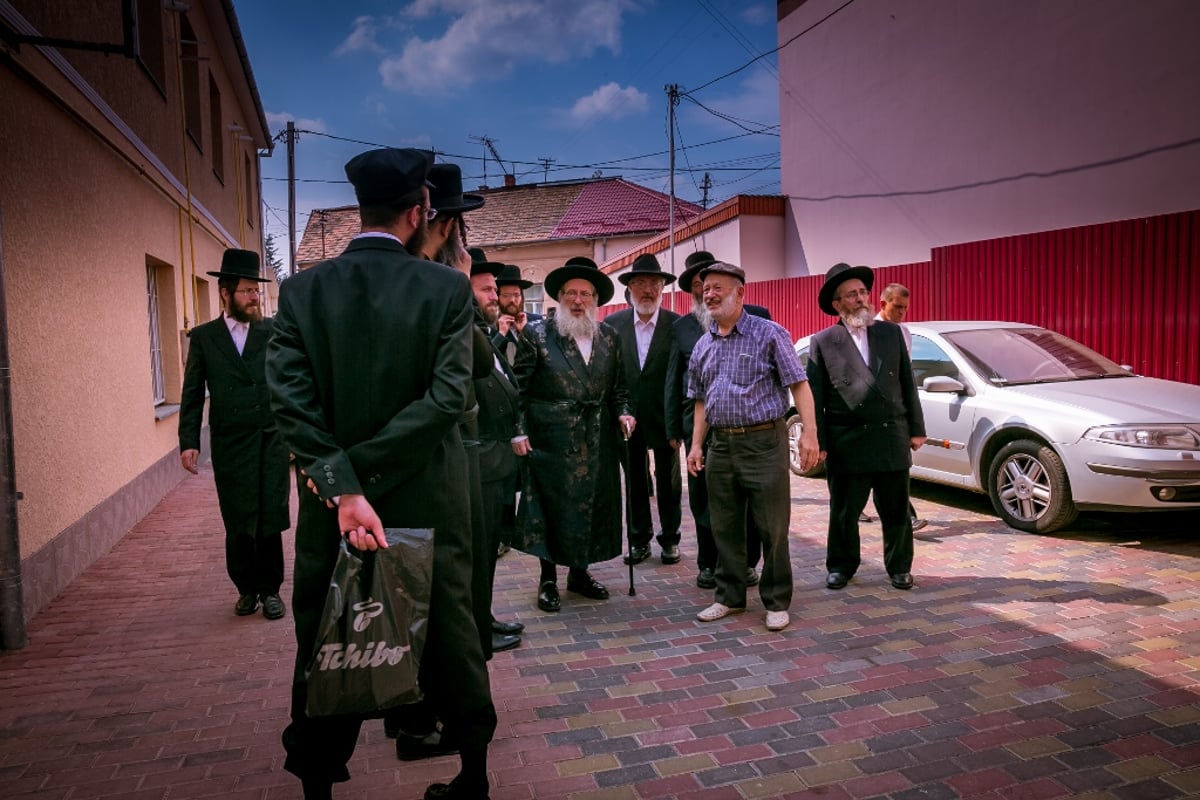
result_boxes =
[428,163,484,215]
[618,252,676,286]
[698,261,745,285]
[544,256,614,305]
[468,247,503,278]
[206,248,268,281]
[344,148,434,205]
[495,264,533,290]
[678,250,718,293]
[818,262,874,316]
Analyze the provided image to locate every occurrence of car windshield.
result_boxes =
[943,328,1130,385]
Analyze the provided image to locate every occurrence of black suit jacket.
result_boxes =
[474,334,521,481]
[178,315,289,536]
[605,307,680,449]
[806,319,926,474]
[664,304,771,443]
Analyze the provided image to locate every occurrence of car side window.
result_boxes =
[910,336,959,385]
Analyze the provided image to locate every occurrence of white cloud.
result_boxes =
[379,0,638,93]
[566,82,649,126]
[265,112,329,135]
[739,4,774,27]
[335,16,385,56]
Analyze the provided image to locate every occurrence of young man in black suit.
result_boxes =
[267,148,495,800]
[178,248,289,621]
[606,254,684,566]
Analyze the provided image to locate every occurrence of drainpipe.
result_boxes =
[0,201,27,650]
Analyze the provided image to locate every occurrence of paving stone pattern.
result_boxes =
[1,467,1198,799]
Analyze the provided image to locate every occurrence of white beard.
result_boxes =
[692,301,713,330]
[556,308,598,340]
[840,307,875,330]
[634,298,660,317]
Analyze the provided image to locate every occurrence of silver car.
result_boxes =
[789,321,1200,532]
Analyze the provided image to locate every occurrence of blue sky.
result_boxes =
[236,0,782,253]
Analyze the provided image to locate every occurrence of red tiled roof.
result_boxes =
[294,177,701,268]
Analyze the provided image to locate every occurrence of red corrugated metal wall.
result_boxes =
[751,209,1200,385]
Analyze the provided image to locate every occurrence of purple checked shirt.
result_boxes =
[687,310,808,427]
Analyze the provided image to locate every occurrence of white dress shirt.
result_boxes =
[225,314,248,355]
[634,308,660,368]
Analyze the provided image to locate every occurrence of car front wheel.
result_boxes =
[986,439,1078,533]
[787,413,824,478]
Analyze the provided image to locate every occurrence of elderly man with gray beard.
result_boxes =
[805,263,926,593]
[510,257,635,614]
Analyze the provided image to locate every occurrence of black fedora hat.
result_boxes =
[677,250,718,293]
[344,148,434,205]
[206,248,268,281]
[617,252,676,286]
[818,262,874,316]
[468,247,503,278]
[544,256,615,305]
[495,264,533,290]
[428,163,484,215]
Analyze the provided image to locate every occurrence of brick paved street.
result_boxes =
[2,467,1198,799]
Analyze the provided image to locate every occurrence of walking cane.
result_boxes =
[621,424,636,596]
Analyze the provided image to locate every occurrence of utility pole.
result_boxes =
[666,84,680,282]
[700,172,712,209]
[286,120,297,275]
[537,156,556,184]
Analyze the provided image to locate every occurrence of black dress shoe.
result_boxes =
[396,729,458,761]
[566,573,609,600]
[696,567,716,589]
[234,593,259,616]
[261,593,286,620]
[492,619,525,635]
[491,632,521,652]
[890,572,914,590]
[424,777,490,800]
[536,581,561,612]
[826,572,850,590]
[660,545,681,565]
[623,545,651,565]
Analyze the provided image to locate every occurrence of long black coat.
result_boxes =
[266,236,495,750]
[806,320,926,474]
[511,318,630,568]
[178,316,289,538]
[605,307,679,449]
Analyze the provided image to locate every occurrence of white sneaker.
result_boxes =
[697,603,745,622]
[765,610,790,631]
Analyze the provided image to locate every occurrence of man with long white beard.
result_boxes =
[805,263,926,593]
[665,251,771,590]
[510,257,636,613]
[605,254,683,567]
[686,262,819,634]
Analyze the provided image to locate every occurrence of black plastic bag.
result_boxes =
[305,528,434,718]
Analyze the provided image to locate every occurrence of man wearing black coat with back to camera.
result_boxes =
[178,248,290,622]
[605,253,683,566]
[266,148,495,800]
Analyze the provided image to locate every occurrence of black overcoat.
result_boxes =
[511,319,630,568]
[178,316,289,538]
[806,320,926,474]
[605,307,679,449]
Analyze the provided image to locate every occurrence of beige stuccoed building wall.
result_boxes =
[0,0,271,634]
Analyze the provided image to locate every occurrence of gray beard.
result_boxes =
[634,298,659,317]
[840,307,875,329]
[556,308,598,341]
[691,302,713,330]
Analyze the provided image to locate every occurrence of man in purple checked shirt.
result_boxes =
[685,261,820,633]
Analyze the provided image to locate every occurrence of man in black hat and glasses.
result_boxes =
[493,264,542,365]
[806,263,926,593]
[267,148,496,800]
[179,248,290,621]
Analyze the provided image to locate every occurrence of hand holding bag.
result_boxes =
[305,528,434,717]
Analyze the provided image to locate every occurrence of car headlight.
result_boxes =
[1083,425,1200,449]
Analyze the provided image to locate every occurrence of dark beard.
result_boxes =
[405,215,430,257]
[228,296,262,323]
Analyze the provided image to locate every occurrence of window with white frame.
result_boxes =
[147,265,165,405]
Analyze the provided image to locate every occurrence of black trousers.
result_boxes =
[225,529,284,596]
[704,421,791,611]
[689,465,762,572]
[826,469,914,577]
[622,429,682,548]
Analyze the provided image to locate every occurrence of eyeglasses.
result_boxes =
[420,205,438,221]
[234,288,262,297]
[562,290,595,301]
[836,288,871,301]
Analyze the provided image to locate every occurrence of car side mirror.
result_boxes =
[923,375,966,394]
